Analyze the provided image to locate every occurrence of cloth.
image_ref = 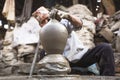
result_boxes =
[63,31,88,63]
[60,19,88,63]
[70,43,115,76]
[13,17,41,46]
[2,0,15,23]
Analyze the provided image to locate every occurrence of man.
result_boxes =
[27,7,115,76]
[47,8,115,76]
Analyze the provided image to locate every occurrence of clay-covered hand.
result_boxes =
[50,9,61,21]
[57,10,69,20]
[50,9,58,18]
[50,9,69,21]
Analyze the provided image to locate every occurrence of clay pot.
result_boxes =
[40,19,68,54]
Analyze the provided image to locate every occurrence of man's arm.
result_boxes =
[56,10,83,28]
[67,14,83,28]
[50,9,83,29]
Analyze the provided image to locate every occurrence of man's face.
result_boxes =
[38,13,49,27]
[34,7,50,27]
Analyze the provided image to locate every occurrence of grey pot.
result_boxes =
[40,19,68,54]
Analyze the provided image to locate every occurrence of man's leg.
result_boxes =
[70,43,115,76]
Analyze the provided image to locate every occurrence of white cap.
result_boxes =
[36,6,49,14]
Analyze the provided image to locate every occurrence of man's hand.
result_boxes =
[50,9,69,21]
[57,10,69,19]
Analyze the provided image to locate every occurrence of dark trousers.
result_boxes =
[70,43,115,76]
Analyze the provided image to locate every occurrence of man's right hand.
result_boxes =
[57,10,69,20]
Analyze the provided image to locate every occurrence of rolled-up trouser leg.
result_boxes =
[70,43,115,76]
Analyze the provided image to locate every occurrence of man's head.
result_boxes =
[32,6,50,27]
